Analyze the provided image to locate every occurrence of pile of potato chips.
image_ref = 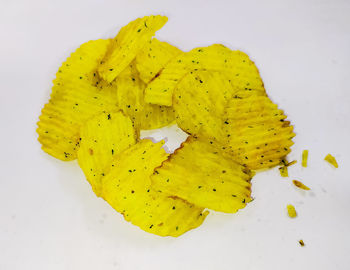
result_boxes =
[37,15,295,237]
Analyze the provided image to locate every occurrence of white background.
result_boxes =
[1,0,350,269]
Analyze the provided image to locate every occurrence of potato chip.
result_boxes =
[221,91,295,170]
[324,154,338,168]
[136,38,182,84]
[77,111,136,196]
[299,239,305,246]
[115,62,175,130]
[151,137,252,213]
[173,70,237,139]
[292,180,310,190]
[101,139,208,237]
[302,150,308,167]
[37,39,118,161]
[144,44,265,106]
[98,15,168,83]
[287,204,297,218]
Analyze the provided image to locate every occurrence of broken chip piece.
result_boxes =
[292,180,310,190]
[101,139,208,237]
[324,154,338,168]
[302,150,308,167]
[287,204,297,218]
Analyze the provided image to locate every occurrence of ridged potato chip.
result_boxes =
[173,70,234,139]
[101,139,208,237]
[115,62,175,131]
[77,111,136,196]
[98,15,168,82]
[221,91,295,170]
[136,38,182,84]
[152,137,253,213]
[37,39,118,161]
[145,44,265,106]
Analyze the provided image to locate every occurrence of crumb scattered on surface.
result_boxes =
[324,154,338,168]
[287,204,297,218]
[299,239,305,246]
[302,150,308,167]
[293,180,310,190]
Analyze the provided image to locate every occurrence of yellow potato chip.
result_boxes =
[292,180,310,190]
[136,38,182,84]
[77,111,136,196]
[173,70,236,139]
[151,137,253,213]
[302,150,308,167]
[287,204,297,218]
[98,15,168,83]
[37,39,118,161]
[101,139,208,237]
[145,44,265,106]
[324,153,338,168]
[221,91,295,170]
[115,62,175,131]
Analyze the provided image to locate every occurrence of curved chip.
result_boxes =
[98,15,168,82]
[221,91,295,170]
[77,111,136,196]
[136,38,182,84]
[324,154,338,168]
[115,62,175,131]
[151,137,253,213]
[37,39,118,161]
[144,44,265,106]
[101,139,208,237]
[292,180,310,190]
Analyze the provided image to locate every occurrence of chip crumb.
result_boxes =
[292,180,310,190]
[302,150,308,167]
[286,160,297,167]
[287,204,297,218]
[299,239,305,246]
[279,166,288,177]
[324,154,338,168]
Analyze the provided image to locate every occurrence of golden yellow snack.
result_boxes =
[173,70,236,139]
[98,15,168,82]
[152,137,252,213]
[299,240,305,246]
[292,180,310,190]
[101,139,208,237]
[287,204,297,218]
[145,44,265,106]
[286,160,297,167]
[302,150,308,167]
[37,39,118,161]
[136,38,182,84]
[324,154,338,168]
[221,91,295,170]
[115,62,175,130]
[77,111,136,196]
[279,166,288,177]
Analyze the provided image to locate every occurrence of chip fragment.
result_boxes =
[136,38,182,84]
[101,139,208,237]
[287,204,297,218]
[324,154,338,168]
[292,180,310,190]
[302,150,308,167]
[279,166,288,177]
[145,44,265,106]
[77,111,136,196]
[98,15,168,82]
[221,92,295,170]
[152,137,253,213]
